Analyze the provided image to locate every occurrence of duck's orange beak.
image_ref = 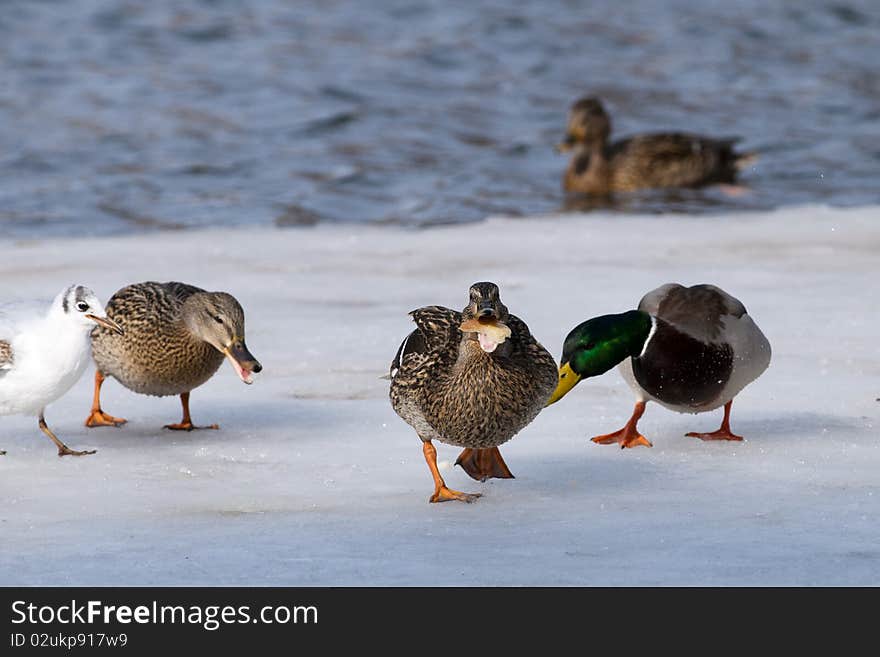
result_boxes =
[555,134,577,153]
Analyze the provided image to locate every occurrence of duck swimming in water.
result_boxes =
[558,97,756,195]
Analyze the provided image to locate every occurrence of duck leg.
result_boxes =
[422,440,481,503]
[40,412,96,457]
[592,401,653,448]
[686,400,743,441]
[455,447,515,481]
[84,370,127,427]
[164,392,219,431]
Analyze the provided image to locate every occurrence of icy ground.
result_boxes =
[1,205,877,586]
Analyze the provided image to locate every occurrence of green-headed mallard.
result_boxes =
[389,282,558,503]
[547,283,770,447]
[557,97,756,195]
[86,281,262,431]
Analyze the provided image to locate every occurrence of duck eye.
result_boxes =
[213,315,223,324]
[585,342,596,351]
[76,301,89,312]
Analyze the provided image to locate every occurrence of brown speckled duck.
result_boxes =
[86,281,261,431]
[558,97,756,195]
[389,282,558,503]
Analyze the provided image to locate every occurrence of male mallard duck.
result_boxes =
[86,281,261,431]
[0,285,122,456]
[389,282,558,503]
[547,283,770,447]
[557,97,756,195]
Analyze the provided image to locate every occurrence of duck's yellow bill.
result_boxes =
[546,362,581,406]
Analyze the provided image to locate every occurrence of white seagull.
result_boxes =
[0,285,123,456]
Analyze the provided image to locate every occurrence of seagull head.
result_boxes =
[53,285,123,335]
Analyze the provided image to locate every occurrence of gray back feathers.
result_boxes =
[639,283,747,343]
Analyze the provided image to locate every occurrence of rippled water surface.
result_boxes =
[2,0,879,236]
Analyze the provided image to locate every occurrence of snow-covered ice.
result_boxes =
[1,205,877,585]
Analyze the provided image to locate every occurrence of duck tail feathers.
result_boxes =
[733,150,759,170]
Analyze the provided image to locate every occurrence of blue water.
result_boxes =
[1,0,879,237]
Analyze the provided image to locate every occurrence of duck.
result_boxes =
[389,282,558,503]
[547,283,770,448]
[557,97,757,195]
[0,285,122,456]
[85,281,261,431]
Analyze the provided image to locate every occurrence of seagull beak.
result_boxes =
[86,314,124,335]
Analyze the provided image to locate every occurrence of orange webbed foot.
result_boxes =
[429,486,482,504]
[163,422,219,431]
[685,429,743,442]
[592,401,651,449]
[85,410,127,428]
[591,430,653,449]
[687,400,743,441]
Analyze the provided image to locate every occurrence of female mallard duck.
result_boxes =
[547,283,770,448]
[389,282,558,503]
[85,281,261,431]
[557,97,756,195]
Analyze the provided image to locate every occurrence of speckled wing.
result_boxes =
[0,340,12,373]
[102,281,205,320]
[388,305,462,443]
[611,133,738,188]
[504,314,552,360]
[93,280,206,349]
[504,313,560,404]
[639,283,746,344]
[160,281,207,304]
[0,301,40,375]
[90,280,240,399]
[389,305,461,380]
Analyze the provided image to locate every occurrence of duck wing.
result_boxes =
[390,305,460,379]
[639,283,746,344]
[160,281,207,303]
[0,340,12,372]
[505,314,556,363]
[611,133,745,187]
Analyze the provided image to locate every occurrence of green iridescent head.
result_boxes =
[547,310,652,405]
